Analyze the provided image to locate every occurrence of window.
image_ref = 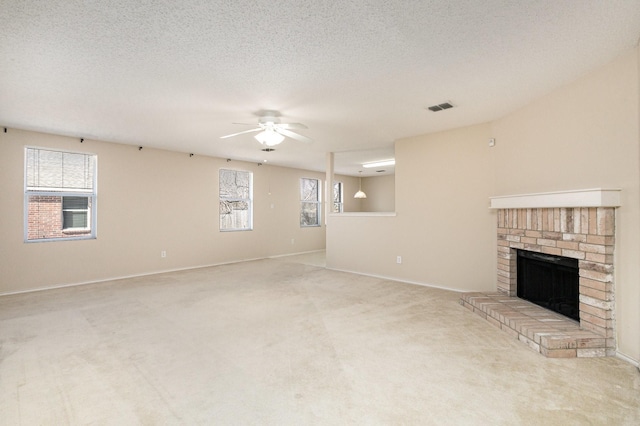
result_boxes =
[62,196,89,229]
[25,147,97,241]
[300,178,321,227]
[219,169,252,231]
[333,181,343,213]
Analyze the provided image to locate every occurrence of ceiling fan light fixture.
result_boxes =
[221,111,312,144]
[255,129,285,146]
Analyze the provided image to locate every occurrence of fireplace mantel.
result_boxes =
[489,188,621,209]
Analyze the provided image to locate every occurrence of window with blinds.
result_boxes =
[300,178,321,227]
[219,169,252,231]
[25,147,97,241]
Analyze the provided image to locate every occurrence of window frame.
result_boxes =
[24,146,97,243]
[300,177,321,227]
[219,168,253,232]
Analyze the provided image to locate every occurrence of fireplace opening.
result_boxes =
[516,250,579,321]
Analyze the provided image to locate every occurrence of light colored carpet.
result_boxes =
[1,252,639,425]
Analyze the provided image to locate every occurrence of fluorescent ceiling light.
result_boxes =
[363,159,395,168]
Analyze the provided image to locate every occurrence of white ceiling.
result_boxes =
[2,1,639,176]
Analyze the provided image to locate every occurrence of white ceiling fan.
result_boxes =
[220,110,312,147]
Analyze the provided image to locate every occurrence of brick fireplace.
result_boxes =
[497,206,615,349]
[461,189,620,357]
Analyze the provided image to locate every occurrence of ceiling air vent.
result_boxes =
[427,102,454,112]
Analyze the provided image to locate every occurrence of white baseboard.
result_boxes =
[615,351,640,368]
[0,251,330,297]
[267,249,325,259]
[325,266,469,294]
[0,257,269,297]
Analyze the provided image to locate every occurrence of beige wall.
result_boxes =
[328,47,640,362]
[0,129,326,294]
[361,175,395,212]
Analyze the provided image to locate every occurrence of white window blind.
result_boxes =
[26,148,95,192]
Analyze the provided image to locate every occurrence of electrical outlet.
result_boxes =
[161,250,167,258]
[397,256,402,264]
[291,238,295,245]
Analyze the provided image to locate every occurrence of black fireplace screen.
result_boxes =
[516,250,579,321]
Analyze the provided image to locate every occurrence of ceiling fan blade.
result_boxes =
[276,128,313,143]
[220,128,261,139]
[277,123,308,130]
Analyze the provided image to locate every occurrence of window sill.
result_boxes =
[62,229,91,235]
[25,235,96,243]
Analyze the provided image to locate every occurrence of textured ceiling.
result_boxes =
[2,1,639,176]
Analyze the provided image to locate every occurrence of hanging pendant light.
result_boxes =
[354,171,367,199]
